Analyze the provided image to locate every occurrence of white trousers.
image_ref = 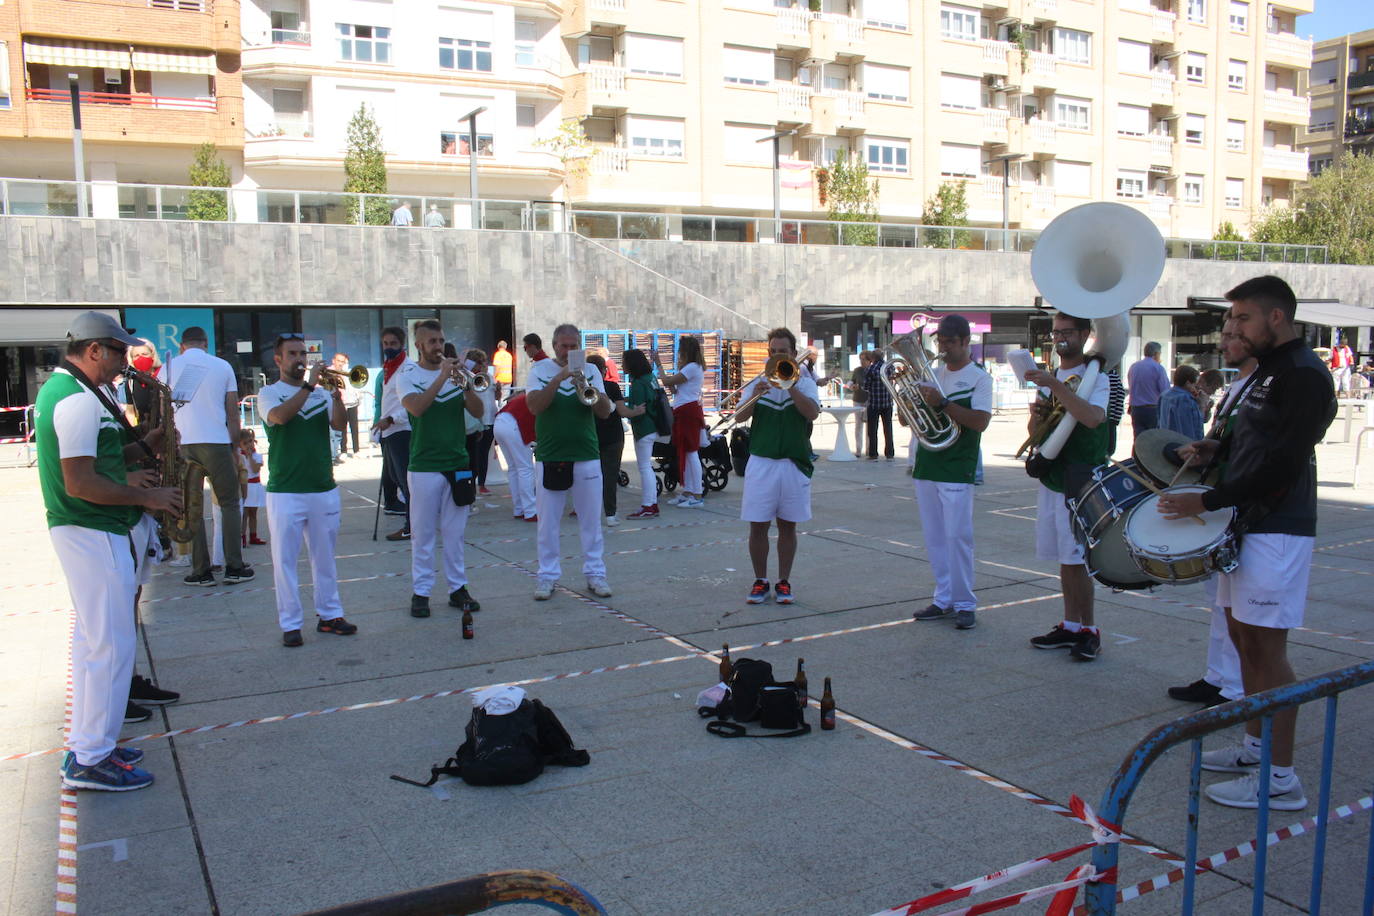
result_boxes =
[1203,575,1244,700]
[211,500,224,568]
[266,489,343,631]
[634,433,658,506]
[915,478,977,612]
[681,450,702,494]
[854,408,867,454]
[494,413,536,519]
[51,524,138,766]
[535,459,606,582]
[408,471,472,597]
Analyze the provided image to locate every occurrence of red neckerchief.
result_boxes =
[383,352,407,382]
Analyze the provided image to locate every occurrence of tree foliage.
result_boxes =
[920,180,971,249]
[1241,153,1374,264]
[186,142,230,222]
[535,118,595,181]
[825,152,880,245]
[343,103,391,226]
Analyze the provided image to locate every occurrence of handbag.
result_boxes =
[543,460,574,491]
[449,469,476,506]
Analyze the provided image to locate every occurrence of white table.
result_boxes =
[820,406,863,462]
[1327,398,1368,443]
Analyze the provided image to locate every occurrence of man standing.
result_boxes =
[848,351,870,456]
[330,352,362,461]
[398,320,484,619]
[737,327,820,605]
[159,326,252,587]
[526,324,615,600]
[521,333,546,386]
[1157,365,1205,440]
[1159,276,1335,810]
[1126,342,1169,439]
[1330,335,1355,396]
[909,316,993,630]
[373,327,414,541]
[391,201,414,227]
[492,340,514,387]
[423,204,447,228]
[862,347,895,459]
[1024,314,1111,661]
[258,335,357,647]
[40,313,181,791]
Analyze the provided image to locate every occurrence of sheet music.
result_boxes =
[169,363,208,406]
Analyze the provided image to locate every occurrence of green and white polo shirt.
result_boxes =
[748,373,820,477]
[258,381,337,493]
[1041,365,1111,495]
[398,362,471,472]
[531,358,603,463]
[913,363,993,485]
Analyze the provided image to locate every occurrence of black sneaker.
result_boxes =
[183,571,216,587]
[223,565,255,584]
[913,604,954,622]
[316,617,358,636]
[124,701,152,724]
[410,594,431,618]
[1168,678,1226,706]
[130,675,179,706]
[282,629,303,647]
[1071,630,1102,661]
[1030,624,1079,650]
[449,587,480,612]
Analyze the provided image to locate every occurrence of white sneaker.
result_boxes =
[169,555,191,567]
[679,496,704,508]
[1200,744,1260,773]
[666,494,685,506]
[605,515,620,527]
[1206,772,1307,810]
[587,577,613,598]
[533,580,555,601]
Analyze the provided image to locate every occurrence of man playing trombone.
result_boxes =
[909,316,992,630]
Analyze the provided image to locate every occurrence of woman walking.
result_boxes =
[654,336,706,508]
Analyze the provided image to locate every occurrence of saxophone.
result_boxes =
[128,368,198,543]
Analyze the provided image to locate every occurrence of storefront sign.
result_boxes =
[121,308,217,356]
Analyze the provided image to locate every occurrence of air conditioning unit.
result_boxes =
[103,69,123,86]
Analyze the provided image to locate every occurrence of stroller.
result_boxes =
[617,434,732,497]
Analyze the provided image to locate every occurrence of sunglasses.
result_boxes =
[102,340,129,357]
[274,332,306,345]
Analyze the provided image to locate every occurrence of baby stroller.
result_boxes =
[645,434,731,496]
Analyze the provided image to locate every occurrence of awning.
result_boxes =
[22,38,131,71]
[131,47,216,75]
[0,308,122,345]
[1190,297,1374,328]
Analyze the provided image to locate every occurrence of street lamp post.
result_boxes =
[68,74,87,218]
[984,152,1025,251]
[460,106,487,228]
[757,128,798,240]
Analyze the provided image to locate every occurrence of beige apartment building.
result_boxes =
[1299,27,1374,174]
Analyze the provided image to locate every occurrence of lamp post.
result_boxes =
[460,105,487,228]
[984,151,1025,251]
[68,73,87,218]
[757,128,798,240]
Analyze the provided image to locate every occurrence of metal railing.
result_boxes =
[300,869,606,916]
[1084,659,1374,914]
[24,87,216,111]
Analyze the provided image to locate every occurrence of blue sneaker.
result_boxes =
[61,753,154,792]
[59,746,143,773]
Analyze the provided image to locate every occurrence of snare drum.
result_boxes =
[1123,485,1239,585]
[1069,461,1154,591]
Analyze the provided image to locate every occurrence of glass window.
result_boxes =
[1187,0,1206,22]
[627,115,685,157]
[516,104,536,128]
[337,23,391,64]
[1056,160,1091,196]
[1183,174,1203,204]
[1116,170,1146,199]
[1225,119,1245,150]
[939,72,980,110]
[723,46,773,86]
[625,33,684,77]
[1118,39,1151,74]
[1227,59,1246,90]
[1308,106,1334,132]
[864,63,909,102]
[938,142,978,177]
[1224,177,1244,207]
[940,4,979,41]
[1228,0,1248,32]
[440,132,494,156]
[1055,95,1091,131]
[1053,28,1091,65]
[723,123,774,164]
[439,37,492,72]
[1117,103,1149,136]
[865,0,909,30]
[1185,52,1206,83]
[1184,113,1205,144]
[867,137,911,174]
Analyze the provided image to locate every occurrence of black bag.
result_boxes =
[704,658,810,739]
[543,460,574,491]
[651,386,673,437]
[729,427,752,478]
[449,469,476,507]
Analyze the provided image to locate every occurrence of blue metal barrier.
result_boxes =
[297,869,607,916]
[1084,659,1374,914]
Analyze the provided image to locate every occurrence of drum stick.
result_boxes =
[1167,454,1194,488]
[1110,459,1204,525]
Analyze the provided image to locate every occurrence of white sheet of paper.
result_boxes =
[1006,349,1038,385]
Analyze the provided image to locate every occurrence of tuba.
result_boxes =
[127,368,197,543]
[1027,202,1164,462]
[879,333,960,452]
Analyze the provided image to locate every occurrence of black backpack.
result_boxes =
[651,384,674,437]
[703,658,809,738]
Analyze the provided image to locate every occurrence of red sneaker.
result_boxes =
[248,536,267,546]
[627,505,659,519]
[524,515,538,523]
[478,486,492,495]
[747,579,770,604]
[774,580,795,605]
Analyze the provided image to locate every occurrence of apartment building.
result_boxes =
[0,0,242,212]
[1299,28,1374,175]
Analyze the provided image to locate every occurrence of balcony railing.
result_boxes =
[820,12,865,42]
[1265,30,1313,63]
[583,65,627,93]
[1148,194,1173,215]
[823,88,865,123]
[149,0,206,10]
[777,84,813,116]
[592,0,626,8]
[777,7,811,38]
[248,120,312,139]
[1151,74,1177,103]
[1029,117,1058,146]
[1027,51,1058,78]
[1263,147,1310,172]
[1348,71,1374,91]
[247,29,311,46]
[981,39,1011,64]
[1028,0,1058,15]
[1263,90,1310,121]
[1150,134,1175,160]
[1152,10,1177,34]
[1030,186,1056,210]
[24,87,216,111]
[982,107,1009,140]
[592,147,629,173]
[982,174,1005,199]
[514,50,559,72]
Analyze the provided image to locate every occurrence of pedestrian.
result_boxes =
[1157,365,1205,440]
[1126,342,1169,439]
[373,326,415,541]
[239,428,266,546]
[622,348,661,519]
[330,352,362,459]
[862,348,895,459]
[492,340,514,386]
[587,353,627,527]
[848,351,870,455]
[391,201,413,227]
[423,204,446,228]
[494,393,537,522]
[654,336,707,507]
[463,348,499,495]
[1330,335,1355,396]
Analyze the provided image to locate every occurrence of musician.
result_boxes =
[373,327,414,541]
[39,313,180,791]
[258,335,356,647]
[398,320,485,618]
[736,327,820,605]
[909,316,992,630]
[1159,276,1335,811]
[1024,314,1111,662]
[329,352,362,461]
[527,324,615,600]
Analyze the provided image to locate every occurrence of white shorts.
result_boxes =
[740,456,812,524]
[1218,533,1312,629]
[1036,483,1084,566]
[243,482,266,509]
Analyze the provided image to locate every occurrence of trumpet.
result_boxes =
[879,334,960,452]
[714,348,815,430]
[318,366,370,390]
[570,369,599,406]
[441,344,490,392]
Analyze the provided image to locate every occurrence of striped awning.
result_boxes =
[131,47,216,75]
[22,38,131,71]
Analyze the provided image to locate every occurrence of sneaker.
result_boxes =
[183,571,216,587]
[1030,624,1079,650]
[123,701,152,724]
[666,494,685,506]
[60,745,144,772]
[1200,744,1260,773]
[210,565,223,573]
[281,629,303,647]
[678,496,705,508]
[533,580,555,601]
[386,528,411,541]
[913,604,954,622]
[316,617,358,636]
[130,675,179,706]
[605,515,620,527]
[627,505,659,519]
[384,506,408,517]
[248,536,268,546]
[774,580,794,605]
[587,577,613,598]
[954,610,977,630]
[1168,678,1227,706]
[61,754,154,792]
[524,515,539,523]
[449,587,480,612]
[478,486,492,495]
[410,594,431,618]
[223,565,255,583]
[1206,772,1307,811]
[1070,630,1101,661]
[169,554,191,567]
[747,579,771,604]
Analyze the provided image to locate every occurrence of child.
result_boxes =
[240,429,266,546]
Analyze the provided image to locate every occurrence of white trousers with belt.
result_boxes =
[915,478,977,612]
[266,488,343,631]
[494,413,536,519]
[535,459,606,583]
[408,470,471,597]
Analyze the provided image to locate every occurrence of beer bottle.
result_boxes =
[462,608,474,640]
[794,658,808,710]
[820,677,836,731]
[719,644,733,683]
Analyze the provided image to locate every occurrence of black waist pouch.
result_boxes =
[449,469,476,507]
[543,460,574,491]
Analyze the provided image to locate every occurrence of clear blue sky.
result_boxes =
[1298,0,1374,41]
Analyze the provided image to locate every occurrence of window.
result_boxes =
[1308,106,1335,132]
[939,72,980,110]
[1227,59,1246,90]
[439,37,492,72]
[723,46,773,86]
[627,115,685,157]
[1228,0,1248,32]
[1183,174,1203,204]
[938,142,979,178]
[337,24,391,64]
[940,4,979,41]
[1187,0,1205,21]
[1225,118,1245,150]
[0,40,8,109]
[1116,169,1147,199]
[1224,177,1244,207]
[1117,103,1149,136]
[723,123,773,165]
[1056,160,1091,196]
[1184,112,1205,145]
[514,19,538,68]
[1053,28,1091,65]
[864,63,909,102]
[1311,156,1333,175]
[1310,57,1338,85]
[440,132,494,156]
[1118,39,1151,75]
[516,104,536,128]
[867,137,911,174]
[1055,95,1091,131]
[865,0,908,30]
[1185,52,1206,84]
[625,34,684,78]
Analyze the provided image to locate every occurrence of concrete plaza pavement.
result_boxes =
[2,409,1373,915]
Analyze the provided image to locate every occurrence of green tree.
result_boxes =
[343,103,391,226]
[1287,151,1374,265]
[825,152,880,246]
[920,180,971,249]
[186,142,230,222]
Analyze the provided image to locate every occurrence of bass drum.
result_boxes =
[1069,461,1153,591]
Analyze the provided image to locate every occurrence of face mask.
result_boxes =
[383,347,403,361]
[132,355,155,372]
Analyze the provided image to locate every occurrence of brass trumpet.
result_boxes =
[570,369,600,406]
[318,366,370,390]
[440,344,490,392]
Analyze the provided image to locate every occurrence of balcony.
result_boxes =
[1029,185,1056,211]
[1150,133,1175,162]
[26,86,215,111]
[562,0,629,38]
[1265,31,1313,69]
[591,147,629,174]
[242,30,315,70]
[1025,51,1058,86]
[247,117,312,140]
[246,29,312,47]
[982,107,1010,143]
[1152,10,1178,38]
[22,87,233,146]
[1148,194,1174,217]
[981,39,1012,78]
[777,7,812,48]
[1026,116,1058,155]
[1263,90,1310,124]
[1263,147,1310,175]
[1349,71,1374,93]
[810,89,865,133]
[1027,0,1058,17]
[777,84,814,120]
[1150,74,1177,105]
[818,12,865,46]
[562,65,627,119]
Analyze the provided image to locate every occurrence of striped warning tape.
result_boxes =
[1120,588,1374,651]
[0,404,32,413]
[1316,535,1374,552]
[55,616,77,915]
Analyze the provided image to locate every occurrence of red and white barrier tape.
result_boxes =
[1121,588,1374,651]
[0,435,33,445]
[55,615,77,915]
[0,404,31,413]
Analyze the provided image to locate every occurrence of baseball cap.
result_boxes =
[930,314,971,338]
[66,312,140,347]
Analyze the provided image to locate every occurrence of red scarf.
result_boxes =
[383,352,407,382]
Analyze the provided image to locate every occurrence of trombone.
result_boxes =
[713,348,814,431]
[318,366,370,390]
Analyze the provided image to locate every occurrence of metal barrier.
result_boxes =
[1085,658,1374,914]
[297,869,606,916]
[0,405,36,467]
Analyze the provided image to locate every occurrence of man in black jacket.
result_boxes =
[1159,275,1335,811]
